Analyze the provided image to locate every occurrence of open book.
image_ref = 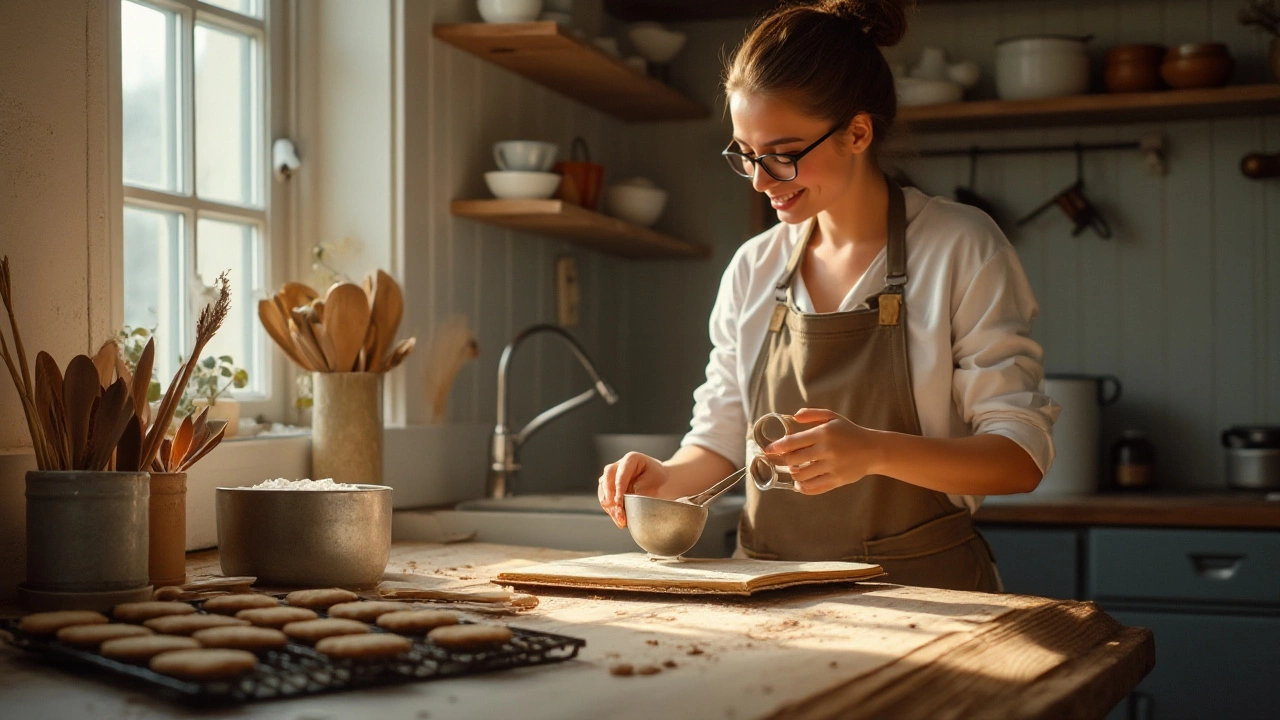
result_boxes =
[495,553,886,596]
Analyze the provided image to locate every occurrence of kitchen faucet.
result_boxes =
[487,324,618,499]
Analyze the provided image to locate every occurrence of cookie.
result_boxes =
[315,633,412,659]
[326,601,406,622]
[427,624,513,649]
[150,648,258,680]
[57,623,153,648]
[100,635,201,662]
[144,614,250,636]
[236,606,318,628]
[19,611,108,636]
[375,610,459,633]
[201,594,279,615]
[192,626,289,651]
[284,588,359,610]
[281,618,370,642]
[112,602,198,622]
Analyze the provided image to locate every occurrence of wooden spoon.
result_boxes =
[280,282,319,312]
[310,317,340,374]
[35,352,68,470]
[324,283,371,373]
[258,299,311,370]
[130,337,155,427]
[85,379,134,471]
[288,313,330,372]
[63,355,102,470]
[369,270,404,373]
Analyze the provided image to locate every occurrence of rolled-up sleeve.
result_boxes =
[682,254,750,467]
[951,246,1060,475]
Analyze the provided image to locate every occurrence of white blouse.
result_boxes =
[681,186,1060,512]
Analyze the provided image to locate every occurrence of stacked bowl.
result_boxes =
[485,140,561,200]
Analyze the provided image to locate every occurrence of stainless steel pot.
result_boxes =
[1038,374,1121,496]
[1222,426,1280,490]
[216,485,392,587]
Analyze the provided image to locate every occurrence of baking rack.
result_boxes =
[2,618,585,705]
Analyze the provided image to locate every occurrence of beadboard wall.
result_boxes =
[615,0,1280,491]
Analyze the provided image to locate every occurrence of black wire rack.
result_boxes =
[2,614,585,706]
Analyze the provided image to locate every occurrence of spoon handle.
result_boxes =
[684,467,747,507]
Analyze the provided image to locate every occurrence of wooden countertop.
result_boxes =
[0,542,1153,720]
[974,493,1280,530]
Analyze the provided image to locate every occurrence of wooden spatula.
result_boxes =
[369,270,404,372]
[259,299,311,370]
[325,282,371,373]
[63,355,102,470]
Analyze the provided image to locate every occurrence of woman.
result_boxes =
[598,0,1058,592]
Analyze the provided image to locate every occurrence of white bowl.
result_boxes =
[485,170,561,200]
[604,183,667,226]
[594,433,684,468]
[995,35,1090,100]
[493,140,558,172]
[627,22,686,64]
[896,77,964,107]
[477,0,542,24]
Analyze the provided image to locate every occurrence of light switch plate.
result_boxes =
[555,256,580,328]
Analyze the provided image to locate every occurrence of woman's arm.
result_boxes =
[765,407,1043,496]
[598,445,737,528]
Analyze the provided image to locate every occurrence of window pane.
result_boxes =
[200,0,261,19]
[196,217,264,396]
[195,23,260,207]
[121,1,182,192]
[123,206,185,385]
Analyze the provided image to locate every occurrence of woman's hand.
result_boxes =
[597,452,672,528]
[763,408,883,495]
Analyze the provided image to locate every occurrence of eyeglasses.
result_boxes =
[721,124,841,182]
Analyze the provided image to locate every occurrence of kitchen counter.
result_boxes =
[975,493,1280,529]
[0,542,1153,720]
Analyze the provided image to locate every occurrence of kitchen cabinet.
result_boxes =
[978,507,1280,720]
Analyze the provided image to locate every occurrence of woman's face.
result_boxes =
[727,92,867,224]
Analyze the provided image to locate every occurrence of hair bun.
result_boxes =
[815,0,911,47]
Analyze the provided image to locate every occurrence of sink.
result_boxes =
[393,494,744,557]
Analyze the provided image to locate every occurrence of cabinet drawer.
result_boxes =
[980,527,1079,599]
[1089,528,1280,606]
[1104,610,1280,720]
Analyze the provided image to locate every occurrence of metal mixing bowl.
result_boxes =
[216,485,392,587]
[623,494,708,558]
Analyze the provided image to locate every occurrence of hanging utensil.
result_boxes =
[1016,143,1111,239]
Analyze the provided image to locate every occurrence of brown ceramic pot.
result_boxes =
[1160,43,1233,89]
[1104,44,1165,93]
[149,472,187,587]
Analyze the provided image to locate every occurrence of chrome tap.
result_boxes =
[487,324,619,498]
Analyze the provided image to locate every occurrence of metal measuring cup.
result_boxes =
[748,412,806,491]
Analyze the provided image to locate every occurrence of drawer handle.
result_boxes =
[1189,553,1244,580]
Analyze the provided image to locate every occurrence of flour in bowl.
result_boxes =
[248,478,362,491]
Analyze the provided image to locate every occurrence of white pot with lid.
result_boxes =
[996,34,1091,100]
[1034,374,1122,497]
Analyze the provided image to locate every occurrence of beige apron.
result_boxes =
[739,179,1000,593]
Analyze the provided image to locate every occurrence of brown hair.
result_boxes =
[724,0,912,147]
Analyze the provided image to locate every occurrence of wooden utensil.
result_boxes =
[325,282,372,373]
[258,299,311,370]
[91,340,117,388]
[382,337,416,371]
[369,270,404,373]
[280,282,319,313]
[63,355,102,470]
[311,317,341,373]
[130,337,155,427]
[35,352,69,470]
[288,313,330,372]
[85,378,134,471]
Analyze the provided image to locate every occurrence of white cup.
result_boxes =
[493,140,558,172]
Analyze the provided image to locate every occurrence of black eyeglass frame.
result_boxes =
[721,124,842,182]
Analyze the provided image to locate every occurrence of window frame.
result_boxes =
[109,0,292,423]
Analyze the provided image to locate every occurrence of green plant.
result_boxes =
[117,326,163,403]
[178,354,248,418]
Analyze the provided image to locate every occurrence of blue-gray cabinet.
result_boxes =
[980,523,1280,720]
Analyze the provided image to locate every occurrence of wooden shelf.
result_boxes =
[900,84,1280,133]
[450,199,710,260]
[604,0,986,22]
[432,22,707,122]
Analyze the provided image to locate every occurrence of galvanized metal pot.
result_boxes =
[216,484,392,587]
[312,372,383,485]
[24,471,150,593]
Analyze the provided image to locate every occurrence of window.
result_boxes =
[119,0,271,400]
